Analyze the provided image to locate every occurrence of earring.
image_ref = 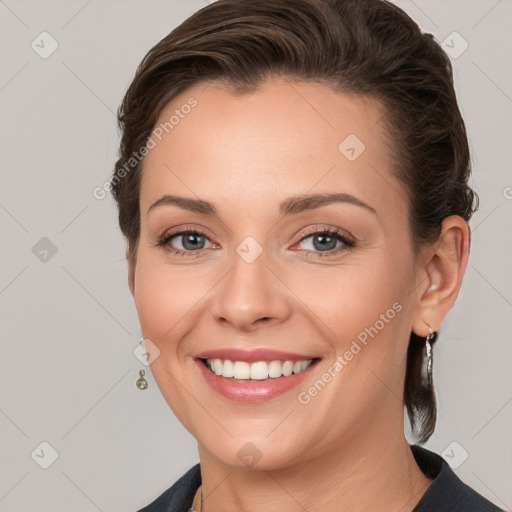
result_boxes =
[136,369,148,390]
[425,325,435,386]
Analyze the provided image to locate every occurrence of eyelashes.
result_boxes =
[155,226,356,259]
[155,227,213,257]
[297,227,355,259]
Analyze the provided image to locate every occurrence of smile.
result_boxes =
[195,355,321,402]
[204,358,315,380]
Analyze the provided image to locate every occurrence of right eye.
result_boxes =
[156,228,216,257]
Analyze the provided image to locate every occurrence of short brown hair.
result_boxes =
[111,0,478,443]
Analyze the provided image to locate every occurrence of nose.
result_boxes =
[211,247,292,332]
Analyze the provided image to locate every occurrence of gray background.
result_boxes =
[0,0,511,511]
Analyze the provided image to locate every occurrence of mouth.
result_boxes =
[194,354,322,402]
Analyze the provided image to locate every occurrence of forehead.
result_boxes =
[140,78,406,224]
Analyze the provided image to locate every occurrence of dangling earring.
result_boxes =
[425,325,435,386]
[136,369,148,390]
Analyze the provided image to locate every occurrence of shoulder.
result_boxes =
[134,463,201,512]
[411,445,504,512]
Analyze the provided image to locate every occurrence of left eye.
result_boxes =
[296,230,353,253]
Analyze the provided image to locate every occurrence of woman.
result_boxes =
[111,0,503,510]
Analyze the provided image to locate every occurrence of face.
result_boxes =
[131,78,421,470]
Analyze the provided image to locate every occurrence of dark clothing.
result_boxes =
[136,444,504,511]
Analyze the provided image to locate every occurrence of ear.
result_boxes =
[411,215,471,337]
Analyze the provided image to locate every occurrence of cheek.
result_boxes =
[304,251,413,390]
[132,253,213,345]
[295,253,410,340]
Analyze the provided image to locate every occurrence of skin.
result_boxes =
[128,78,470,512]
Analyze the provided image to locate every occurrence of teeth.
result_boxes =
[234,361,250,379]
[205,358,314,380]
[268,360,283,378]
[282,360,294,376]
[222,359,234,378]
[250,361,267,380]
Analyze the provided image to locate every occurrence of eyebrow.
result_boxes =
[147,192,378,217]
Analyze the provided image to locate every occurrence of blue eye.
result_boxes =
[155,227,355,258]
[156,229,213,257]
[295,229,355,258]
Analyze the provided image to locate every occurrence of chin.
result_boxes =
[199,432,311,472]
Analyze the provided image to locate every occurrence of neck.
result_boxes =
[196,415,433,512]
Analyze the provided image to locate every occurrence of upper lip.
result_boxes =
[195,348,320,363]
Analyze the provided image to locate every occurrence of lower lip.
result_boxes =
[195,359,318,402]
